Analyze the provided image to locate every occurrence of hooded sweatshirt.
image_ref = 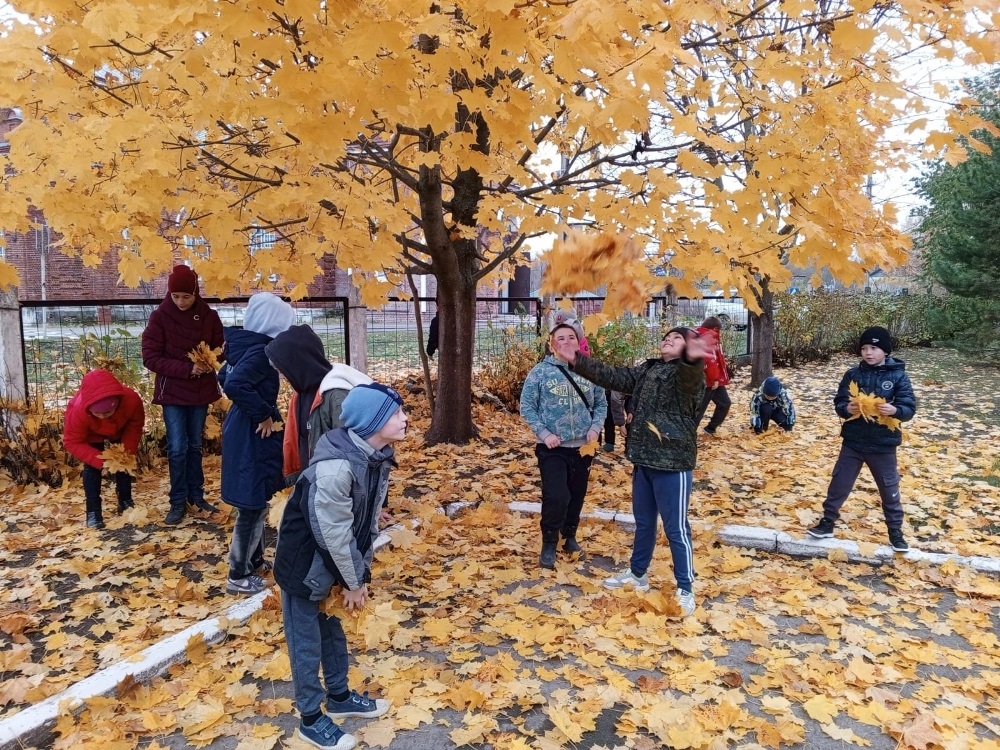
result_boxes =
[244,292,296,339]
[142,295,224,405]
[265,325,333,473]
[64,370,145,469]
[520,355,607,447]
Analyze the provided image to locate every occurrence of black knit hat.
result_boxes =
[663,326,693,340]
[859,326,892,355]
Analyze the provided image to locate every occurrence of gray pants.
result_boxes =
[281,590,350,716]
[822,445,903,528]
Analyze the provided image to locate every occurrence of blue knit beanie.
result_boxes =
[340,383,404,439]
[762,376,782,397]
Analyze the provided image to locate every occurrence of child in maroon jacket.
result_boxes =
[63,369,145,528]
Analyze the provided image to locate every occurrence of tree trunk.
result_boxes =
[424,272,478,444]
[749,281,776,388]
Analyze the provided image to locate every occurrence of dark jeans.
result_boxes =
[535,444,593,543]
[227,507,266,579]
[162,404,208,508]
[698,386,731,430]
[282,591,349,716]
[822,445,903,528]
[630,465,694,592]
[600,389,616,447]
[753,401,793,433]
[82,444,133,514]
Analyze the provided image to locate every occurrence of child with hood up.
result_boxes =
[63,369,145,528]
[141,264,224,525]
[264,326,373,483]
[220,292,297,595]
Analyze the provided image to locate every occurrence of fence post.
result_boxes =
[346,280,368,372]
[0,287,28,405]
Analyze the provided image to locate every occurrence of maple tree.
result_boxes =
[0,1,997,443]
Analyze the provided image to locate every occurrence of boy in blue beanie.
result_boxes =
[274,382,406,750]
[750,376,796,433]
[807,326,916,552]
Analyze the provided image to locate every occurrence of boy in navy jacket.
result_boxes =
[808,327,916,551]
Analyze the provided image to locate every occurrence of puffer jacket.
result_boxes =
[572,354,705,471]
[274,429,394,599]
[63,369,145,469]
[141,296,224,406]
[519,356,607,447]
[835,358,916,452]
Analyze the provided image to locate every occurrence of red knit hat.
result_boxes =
[167,265,198,294]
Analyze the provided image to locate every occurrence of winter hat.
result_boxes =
[859,326,892,355]
[340,383,404,439]
[244,292,296,339]
[167,265,199,294]
[553,308,578,325]
[88,396,120,414]
[762,376,782,398]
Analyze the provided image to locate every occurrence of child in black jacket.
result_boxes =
[807,327,917,551]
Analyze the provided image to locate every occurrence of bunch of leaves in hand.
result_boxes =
[845,382,902,432]
[99,443,138,476]
[187,342,223,372]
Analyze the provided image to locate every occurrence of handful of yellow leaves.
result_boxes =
[845,382,902,432]
[98,443,138,475]
[187,341,224,372]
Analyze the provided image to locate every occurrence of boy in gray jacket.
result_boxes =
[520,324,607,569]
[274,383,405,750]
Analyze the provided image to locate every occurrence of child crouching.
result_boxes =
[274,383,406,750]
[63,369,145,528]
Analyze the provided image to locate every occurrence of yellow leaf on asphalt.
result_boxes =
[802,695,838,723]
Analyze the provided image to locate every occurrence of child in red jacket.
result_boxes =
[63,370,145,529]
[696,317,731,435]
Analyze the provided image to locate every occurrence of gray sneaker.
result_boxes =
[603,567,650,591]
[226,574,266,595]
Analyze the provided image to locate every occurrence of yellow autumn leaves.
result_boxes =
[187,342,224,372]
[540,231,659,328]
[846,381,902,432]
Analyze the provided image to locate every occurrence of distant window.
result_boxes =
[249,229,276,252]
[183,235,210,259]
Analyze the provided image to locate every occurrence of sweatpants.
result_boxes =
[281,591,349,716]
[822,445,904,528]
[535,444,593,543]
[630,465,694,592]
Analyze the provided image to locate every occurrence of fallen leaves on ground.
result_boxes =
[1,348,998,750]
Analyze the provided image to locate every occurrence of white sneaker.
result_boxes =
[603,568,650,591]
[676,588,696,616]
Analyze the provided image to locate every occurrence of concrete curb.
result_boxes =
[0,529,399,750]
[496,502,1000,574]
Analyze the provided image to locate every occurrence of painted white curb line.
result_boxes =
[0,529,401,750]
[497,502,1000,575]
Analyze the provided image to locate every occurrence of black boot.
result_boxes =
[165,504,186,525]
[117,497,135,514]
[562,536,583,555]
[86,511,105,529]
[540,542,558,569]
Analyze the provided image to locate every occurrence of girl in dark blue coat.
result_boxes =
[220,292,296,595]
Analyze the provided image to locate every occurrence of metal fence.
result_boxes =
[18,294,749,403]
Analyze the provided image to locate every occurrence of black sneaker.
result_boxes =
[86,511,105,529]
[703,426,717,436]
[807,518,835,538]
[117,498,135,514]
[888,528,909,553]
[165,505,186,525]
[326,690,390,719]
